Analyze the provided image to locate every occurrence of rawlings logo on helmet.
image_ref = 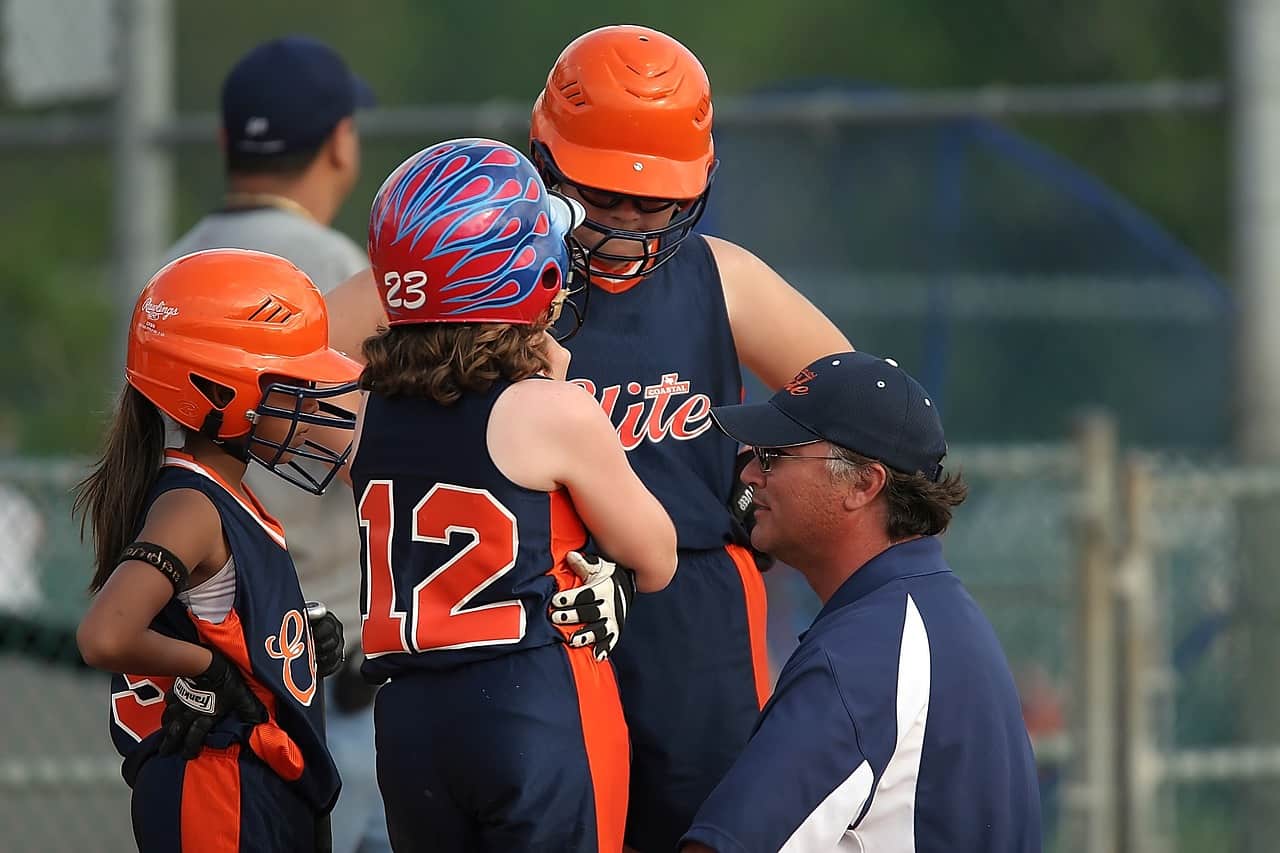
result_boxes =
[141,298,180,322]
[369,139,579,327]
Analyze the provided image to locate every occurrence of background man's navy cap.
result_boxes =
[222,36,376,157]
[711,351,948,481]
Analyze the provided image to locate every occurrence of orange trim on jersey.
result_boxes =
[249,723,306,782]
[188,607,307,782]
[162,450,287,549]
[725,543,771,708]
[562,644,629,853]
[547,489,590,639]
[111,673,175,742]
[590,271,644,294]
[180,743,241,852]
[588,239,660,293]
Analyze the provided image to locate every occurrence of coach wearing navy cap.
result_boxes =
[681,352,1041,853]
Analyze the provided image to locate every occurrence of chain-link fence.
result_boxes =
[1113,455,1280,853]
[13,428,1280,853]
[0,1,1245,850]
[0,458,131,851]
[0,437,1089,851]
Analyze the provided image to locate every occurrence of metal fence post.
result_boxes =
[111,0,173,364]
[1116,455,1162,853]
[1064,411,1119,853]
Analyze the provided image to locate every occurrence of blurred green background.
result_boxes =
[0,4,1250,850]
[0,0,1227,454]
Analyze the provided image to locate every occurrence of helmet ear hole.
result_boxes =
[540,267,561,291]
[190,374,235,409]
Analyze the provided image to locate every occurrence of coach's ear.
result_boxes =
[842,460,887,512]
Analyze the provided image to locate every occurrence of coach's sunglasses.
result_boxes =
[752,446,847,474]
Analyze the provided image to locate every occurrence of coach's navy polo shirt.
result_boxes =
[682,536,1041,852]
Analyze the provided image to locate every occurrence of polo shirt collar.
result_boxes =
[812,536,949,626]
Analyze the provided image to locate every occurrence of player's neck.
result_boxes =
[182,435,251,497]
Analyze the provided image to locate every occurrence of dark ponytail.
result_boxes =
[73,385,167,593]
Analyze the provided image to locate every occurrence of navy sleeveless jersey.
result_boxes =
[563,235,743,550]
[107,452,339,813]
[351,379,588,681]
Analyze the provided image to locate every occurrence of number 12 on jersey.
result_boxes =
[358,480,527,656]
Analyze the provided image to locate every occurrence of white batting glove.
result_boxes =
[548,551,637,661]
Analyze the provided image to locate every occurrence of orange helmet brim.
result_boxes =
[275,346,362,386]
[537,121,713,201]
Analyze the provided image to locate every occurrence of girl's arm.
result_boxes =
[709,235,852,390]
[76,488,224,676]
[490,380,677,593]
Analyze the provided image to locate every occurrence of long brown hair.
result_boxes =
[73,385,167,592]
[359,320,551,405]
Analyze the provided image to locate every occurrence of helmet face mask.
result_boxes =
[245,377,360,495]
[547,188,591,341]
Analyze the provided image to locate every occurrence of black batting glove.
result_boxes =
[158,648,267,760]
[305,601,345,679]
[331,650,380,714]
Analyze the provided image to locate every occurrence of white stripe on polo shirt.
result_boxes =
[775,594,933,852]
[779,759,875,851]
[850,593,932,850]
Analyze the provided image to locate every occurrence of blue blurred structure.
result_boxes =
[702,82,1232,448]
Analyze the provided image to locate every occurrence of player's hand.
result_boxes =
[538,332,572,381]
[305,601,345,679]
[331,649,380,714]
[158,648,267,760]
[548,551,636,661]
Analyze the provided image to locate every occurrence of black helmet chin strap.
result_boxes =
[199,408,252,463]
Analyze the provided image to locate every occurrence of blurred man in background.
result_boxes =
[162,35,386,853]
[167,35,371,285]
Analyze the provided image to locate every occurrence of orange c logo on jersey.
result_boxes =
[265,609,317,706]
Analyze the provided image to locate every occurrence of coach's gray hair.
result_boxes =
[826,445,866,484]
[825,444,968,538]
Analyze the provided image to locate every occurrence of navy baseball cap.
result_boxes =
[222,36,376,157]
[711,351,948,481]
